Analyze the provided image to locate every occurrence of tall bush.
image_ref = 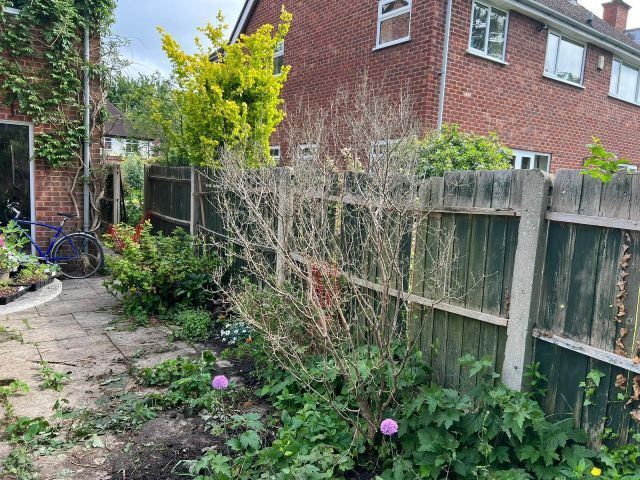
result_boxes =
[416,124,512,178]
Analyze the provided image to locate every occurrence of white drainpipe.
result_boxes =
[83,23,91,232]
[437,0,453,131]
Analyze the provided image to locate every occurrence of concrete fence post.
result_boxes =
[501,170,552,390]
[276,167,292,286]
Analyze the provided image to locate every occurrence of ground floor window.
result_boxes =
[511,149,551,172]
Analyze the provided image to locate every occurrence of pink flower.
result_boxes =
[0,236,5,248]
[380,418,399,436]
[212,375,229,390]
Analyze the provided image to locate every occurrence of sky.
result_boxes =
[113,0,243,77]
[113,0,640,78]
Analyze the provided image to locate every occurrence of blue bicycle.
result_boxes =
[7,202,104,279]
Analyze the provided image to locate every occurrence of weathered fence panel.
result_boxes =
[144,165,192,235]
[143,166,640,445]
[534,170,640,446]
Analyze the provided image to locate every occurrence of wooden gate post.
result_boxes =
[190,166,196,235]
[112,164,122,225]
[502,170,552,390]
[143,164,150,213]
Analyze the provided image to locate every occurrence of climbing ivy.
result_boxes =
[0,0,116,167]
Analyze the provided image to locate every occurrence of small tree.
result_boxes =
[159,8,291,167]
[415,124,512,178]
[208,84,459,443]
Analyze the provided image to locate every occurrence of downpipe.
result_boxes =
[437,0,453,131]
[83,22,91,233]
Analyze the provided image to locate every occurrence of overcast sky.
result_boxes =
[113,0,640,78]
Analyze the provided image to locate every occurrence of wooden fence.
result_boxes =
[144,165,640,444]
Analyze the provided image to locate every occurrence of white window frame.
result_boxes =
[104,137,113,151]
[467,1,509,63]
[375,0,412,50]
[609,58,640,106]
[298,144,318,162]
[273,41,284,76]
[619,164,638,173]
[511,149,551,172]
[369,139,399,163]
[543,31,587,87]
[270,145,281,163]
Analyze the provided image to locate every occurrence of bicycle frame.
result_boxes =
[14,218,80,262]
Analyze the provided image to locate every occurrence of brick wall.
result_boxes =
[0,29,102,246]
[242,0,640,171]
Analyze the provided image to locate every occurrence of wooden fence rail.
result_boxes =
[144,166,640,445]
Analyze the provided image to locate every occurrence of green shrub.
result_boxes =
[416,124,512,178]
[173,308,213,342]
[104,223,220,323]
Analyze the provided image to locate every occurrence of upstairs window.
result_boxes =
[104,137,113,151]
[610,59,640,105]
[274,41,284,75]
[469,2,509,61]
[544,32,586,86]
[376,0,412,49]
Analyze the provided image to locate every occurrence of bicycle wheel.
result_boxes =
[50,233,104,279]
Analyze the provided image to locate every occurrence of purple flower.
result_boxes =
[380,418,399,436]
[212,375,229,390]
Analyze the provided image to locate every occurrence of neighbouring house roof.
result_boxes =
[229,0,640,58]
[103,102,154,141]
[532,0,640,53]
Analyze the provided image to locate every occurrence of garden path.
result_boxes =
[0,277,224,479]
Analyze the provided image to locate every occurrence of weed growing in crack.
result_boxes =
[39,362,70,392]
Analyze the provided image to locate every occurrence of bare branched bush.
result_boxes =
[205,82,458,442]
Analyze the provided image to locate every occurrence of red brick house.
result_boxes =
[233,0,640,172]
[0,3,102,242]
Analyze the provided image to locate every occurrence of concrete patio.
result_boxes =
[0,277,200,479]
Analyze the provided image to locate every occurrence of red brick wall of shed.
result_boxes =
[243,0,640,171]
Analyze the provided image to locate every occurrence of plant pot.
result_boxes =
[30,276,54,292]
[0,286,28,306]
[0,270,9,282]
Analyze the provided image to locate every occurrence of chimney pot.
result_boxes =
[602,0,631,32]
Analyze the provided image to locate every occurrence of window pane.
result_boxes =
[273,55,284,75]
[611,59,621,95]
[381,0,409,15]
[471,3,489,51]
[521,156,531,169]
[555,38,584,83]
[535,155,550,172]
[488,8,507,58]
[545,33,560,74]
[618,63,639,103]
[379,12,410,44]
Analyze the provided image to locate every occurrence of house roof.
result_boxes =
[229,0,640,57]
[103,102,154,141]
[532,0,640,53]
[628,27,640,44]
